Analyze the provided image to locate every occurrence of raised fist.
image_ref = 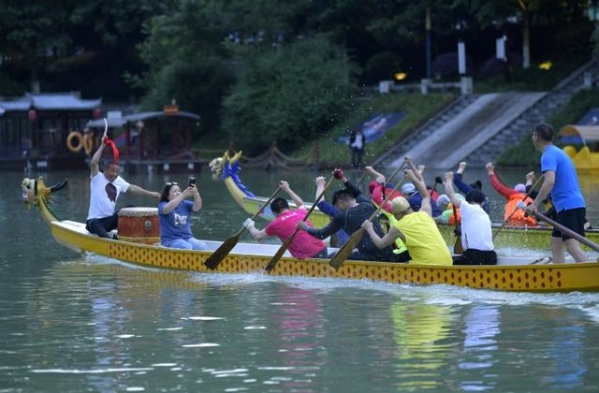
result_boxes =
[333,168,344,180]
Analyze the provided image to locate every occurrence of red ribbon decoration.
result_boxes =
[103,135,120,164]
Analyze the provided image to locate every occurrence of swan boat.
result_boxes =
[21,175,599,292]
[209,151,599,251]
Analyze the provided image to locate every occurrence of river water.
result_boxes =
[2,166,599,392]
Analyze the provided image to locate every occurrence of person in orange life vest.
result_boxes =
[485,162,537,227]
[443,172,496,265]
[244,180,328,259]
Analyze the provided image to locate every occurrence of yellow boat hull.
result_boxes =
[49,220,599,293]
[24,174,599,293]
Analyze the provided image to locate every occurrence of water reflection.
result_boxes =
[459,305,500,391]
[390,298,455,390]
[270,286,324,392]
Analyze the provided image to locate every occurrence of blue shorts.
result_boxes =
[552,208,586,240]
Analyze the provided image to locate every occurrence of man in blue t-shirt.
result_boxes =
[526,123,587,263]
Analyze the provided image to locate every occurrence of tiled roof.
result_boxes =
[0,92,101,112]
[86,111,200,128]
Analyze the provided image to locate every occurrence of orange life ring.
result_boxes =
[66,131,83,153]
[83,133,94,155]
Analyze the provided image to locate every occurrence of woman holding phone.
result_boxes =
[157,177,208,250]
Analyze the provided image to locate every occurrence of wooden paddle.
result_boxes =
[329,170,407,271]
[204,186,282,270]
[532,211,599,253]
[452,204,463,254]
[264,176,336,273]
[492,175,543,240]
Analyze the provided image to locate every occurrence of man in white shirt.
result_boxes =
[443,171,497,265]
[86,139,160,239]
[349,128,365,168]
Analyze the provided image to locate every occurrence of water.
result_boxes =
[2,166,599,392]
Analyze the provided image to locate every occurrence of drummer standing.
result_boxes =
[86,138,160,239]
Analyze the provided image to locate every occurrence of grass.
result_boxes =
[497,89,599,167]
[296,92,456,167]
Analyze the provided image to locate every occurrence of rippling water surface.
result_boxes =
[2,168,599,392]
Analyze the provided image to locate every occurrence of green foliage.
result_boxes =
[221,35,356,154]
[497,89,599,166]
[311,92,455,167]
[363,52,403,85]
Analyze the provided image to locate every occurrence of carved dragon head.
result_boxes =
[209,150,243,180]
[21,177,68,209]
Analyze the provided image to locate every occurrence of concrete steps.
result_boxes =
[375,58,599,170]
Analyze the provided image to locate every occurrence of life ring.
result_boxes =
[66,131,83,153]
[83,133,94,155]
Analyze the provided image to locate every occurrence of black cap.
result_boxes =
[465,189,484,204]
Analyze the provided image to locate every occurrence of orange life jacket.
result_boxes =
[504,193,537,226]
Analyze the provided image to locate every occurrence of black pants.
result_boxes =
[86,213,118,238]
[453,249,497,266]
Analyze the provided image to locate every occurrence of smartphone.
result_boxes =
[188,176,196,187]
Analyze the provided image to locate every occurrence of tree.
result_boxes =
[222,35,355,153]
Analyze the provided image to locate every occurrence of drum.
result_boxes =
[117,207,159,244]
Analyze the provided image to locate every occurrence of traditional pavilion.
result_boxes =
[85,104,203,174]
[0,92,101,171]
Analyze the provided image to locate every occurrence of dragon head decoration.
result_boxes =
[21,177,68,210]
[209,150,255,198]
[209,150,243,181]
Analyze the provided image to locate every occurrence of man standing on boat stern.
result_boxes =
[86,138,160,239]
[525,123,587,263]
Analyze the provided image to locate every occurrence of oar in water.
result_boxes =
[329,169,407,271]
[532,211,599,254]
[264,176,336,273]
[204,186,282,270]
[493,175,543,241]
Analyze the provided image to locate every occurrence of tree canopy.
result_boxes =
[0,0,595,152]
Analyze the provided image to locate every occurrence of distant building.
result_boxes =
[0,92,101,171]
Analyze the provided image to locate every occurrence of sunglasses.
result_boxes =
[165,182,178,186]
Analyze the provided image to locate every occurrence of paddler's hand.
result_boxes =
[243,218,255,229]
[361,220,373,232]
[315,176,326,187]
[524,202,538,216]
[332,168,344,180]
[279,180,290,193]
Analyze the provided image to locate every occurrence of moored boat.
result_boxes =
[21,175,599,292]
[209,151,599,251]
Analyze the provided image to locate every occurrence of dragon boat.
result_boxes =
[209,151,599,251]
[21,175,599,292]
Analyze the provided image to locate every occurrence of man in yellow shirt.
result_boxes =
[362,158,453,265]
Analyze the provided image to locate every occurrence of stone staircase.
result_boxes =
[374,94,479,167]
[375,57,599,169]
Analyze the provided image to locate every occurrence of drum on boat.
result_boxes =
[117,207,159,244]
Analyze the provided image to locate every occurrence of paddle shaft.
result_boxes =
[264,176,336,273]
[532,211,599,253]
[493,175,543,240]
[204,186,282,270]
[329,169,407,270]
[452,204,463,255]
